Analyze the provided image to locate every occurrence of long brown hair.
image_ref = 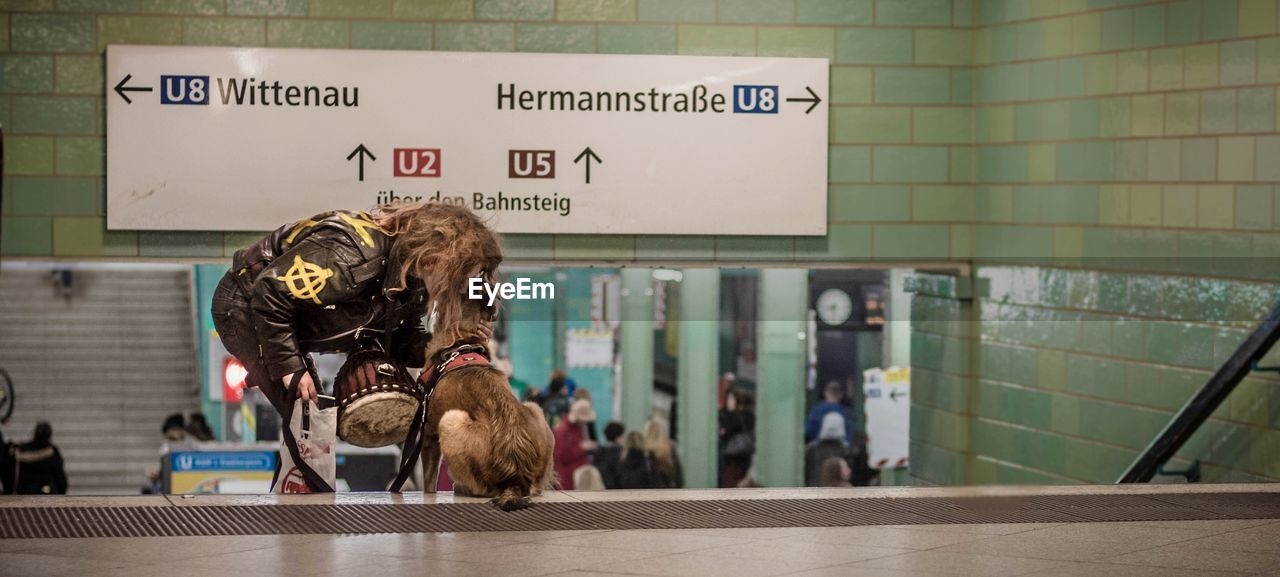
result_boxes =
[643,417,677,478]
[371,202,503,356]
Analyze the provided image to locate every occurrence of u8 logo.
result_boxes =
[733,85,778,114]
[161,75,210,105]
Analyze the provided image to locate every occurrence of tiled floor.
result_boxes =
[3,519,1279,577]
[2,485,1280,577]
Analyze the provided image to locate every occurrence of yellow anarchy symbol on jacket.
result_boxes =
[276,255,334,304]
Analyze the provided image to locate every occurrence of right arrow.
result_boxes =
[346,144,376,181]
[573,147,602,184]
[785,86,822,114]
[113,74,153,104]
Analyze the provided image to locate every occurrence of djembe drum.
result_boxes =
[334,349,424,448]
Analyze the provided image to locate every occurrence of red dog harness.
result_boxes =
[419,344,491,395]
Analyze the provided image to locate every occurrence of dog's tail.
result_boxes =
[438,409,489,484]
[438,409,476,443]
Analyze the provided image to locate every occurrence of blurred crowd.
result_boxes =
[521,369,877,491]
[524,370,683,491]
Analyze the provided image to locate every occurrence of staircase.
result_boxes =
[0,266,199,494]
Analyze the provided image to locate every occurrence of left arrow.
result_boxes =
[347,144,376,182]
[113,74,153,104]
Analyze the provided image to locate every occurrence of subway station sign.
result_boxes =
[106,45,828,235]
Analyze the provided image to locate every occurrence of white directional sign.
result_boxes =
[106,46,828,235]
[863,367,910,470]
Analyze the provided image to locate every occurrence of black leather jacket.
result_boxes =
[229,210,430,381]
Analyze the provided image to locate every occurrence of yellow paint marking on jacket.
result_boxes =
[276,255,334,304]
[284,218,321,245]
[336,212,383,247]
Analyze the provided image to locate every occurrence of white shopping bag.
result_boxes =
[273,397,337,494]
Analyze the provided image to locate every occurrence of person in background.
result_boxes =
[716,372,736,410]
[13,422,68,495]
[185,413,215,442]
[718,388,755,488]
[0,427,13,494]
[521,385,544,406]
[804,380,857,445]
[572,464,606,491]
[594,421,625,489]
[160,413,196,454]
[644,417,682,489]
[805,412,854,487]
[552,397,598,490]
[617,431,652,489]
[571,388,599,442]
[849,432,877,487]
[541,370,571,427]
[819,456,853,487]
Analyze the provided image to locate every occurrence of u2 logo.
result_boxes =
[393,148,441,177]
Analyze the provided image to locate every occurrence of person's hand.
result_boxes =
[477,317,494,342]
[581,440,599,452]
[284,371,318,403]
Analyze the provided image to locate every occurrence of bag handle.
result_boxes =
[279,370,334,493]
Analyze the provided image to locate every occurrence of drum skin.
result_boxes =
[338,391,419,448]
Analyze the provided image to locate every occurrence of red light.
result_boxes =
[223,357,247,402]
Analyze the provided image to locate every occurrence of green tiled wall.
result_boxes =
[970,0,1280,268]
[0,0,977,263]
[907,0,1280,486]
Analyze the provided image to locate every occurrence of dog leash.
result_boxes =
[387,344,492,492]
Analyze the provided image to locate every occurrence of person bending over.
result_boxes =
[212,203,490,415]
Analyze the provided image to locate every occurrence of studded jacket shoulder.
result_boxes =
[230,210,431,382]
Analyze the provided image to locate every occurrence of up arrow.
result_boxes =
[113,74,153,104]
[573,147,602,184]
[785,86,822,114]
[346,144,376,182]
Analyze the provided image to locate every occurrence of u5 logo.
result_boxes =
[509,150,555,179]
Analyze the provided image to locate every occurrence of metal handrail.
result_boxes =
[1117,302,1280,483]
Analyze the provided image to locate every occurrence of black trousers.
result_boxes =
[211,272,292,416]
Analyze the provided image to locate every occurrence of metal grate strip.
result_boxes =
[2,492,1278,539]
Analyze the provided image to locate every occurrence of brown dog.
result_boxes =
[394,203,554,511]
[421,348,556,510]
